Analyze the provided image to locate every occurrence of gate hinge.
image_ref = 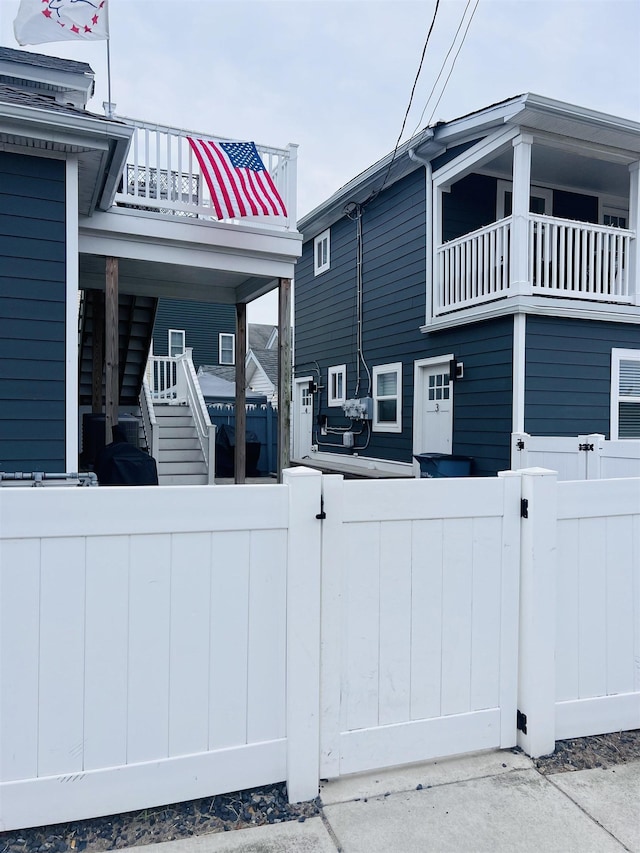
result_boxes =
[516,438,525,451]
[578,443,594,452]
[520,498,529,519]
[316,495,326,520]
[517,709,528,734]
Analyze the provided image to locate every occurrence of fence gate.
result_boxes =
[318,473,522,778]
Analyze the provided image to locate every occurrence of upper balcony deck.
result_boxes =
[112,117,298,233]
[435,213,636,317]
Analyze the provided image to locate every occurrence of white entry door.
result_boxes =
[413,357,454,469]
[293,377,314,460]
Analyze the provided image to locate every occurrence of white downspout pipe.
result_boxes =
[409,131,434,327]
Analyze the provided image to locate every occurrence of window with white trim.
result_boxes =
[219,332,235,365]
[314,229,330,275]
[611,349,640,439]
[168,329,185,357]
[373,362,402,433]
[328,364,346,407]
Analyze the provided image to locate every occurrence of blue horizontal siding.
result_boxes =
[525,316,640,438]
[152,299,236,369]
[0,151,66,471]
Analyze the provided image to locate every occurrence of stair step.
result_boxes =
[159,437,200,451]
[158,460,207,475]
[158,473,208,486]
[158,426,199,440]
[158,450,205,464]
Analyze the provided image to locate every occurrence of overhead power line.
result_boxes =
[411,0,476,136]
[374,0,441,197]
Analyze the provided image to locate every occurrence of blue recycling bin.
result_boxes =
[414,452,473,478]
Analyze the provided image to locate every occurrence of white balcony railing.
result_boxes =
[435,215,634,315]
[437,218,511,313]
[528,214,632,301]
[113,119,297,231]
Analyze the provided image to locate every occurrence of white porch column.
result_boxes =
[431,185,443,317]
[629,161,640,305]
[510,134,533,296]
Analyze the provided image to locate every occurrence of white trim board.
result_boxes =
[65,157,79,472]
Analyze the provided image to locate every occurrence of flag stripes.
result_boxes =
[187,137,287,221]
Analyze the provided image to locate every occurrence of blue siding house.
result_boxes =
[293,94,640,477]
[0,47,300,478]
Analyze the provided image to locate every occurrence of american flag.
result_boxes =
[187,138,288,220]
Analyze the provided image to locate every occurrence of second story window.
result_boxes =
[168,329,185,357]
[219,332,235,365]
[314,229,330,275]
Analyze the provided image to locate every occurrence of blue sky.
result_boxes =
[2,0,639,321]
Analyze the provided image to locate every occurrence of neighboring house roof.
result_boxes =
[199,365,236,383]
[249,347,278,387]
[298,92,640,239]
[197,367,266,401]
[248,323,277,349]
[0,46,93,75]
[0,82,98,117]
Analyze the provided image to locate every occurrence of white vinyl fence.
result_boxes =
[511,432,640,480]
[1,467,639,831]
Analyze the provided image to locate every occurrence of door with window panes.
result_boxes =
[422,363,453,453]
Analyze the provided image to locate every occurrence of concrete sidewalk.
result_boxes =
[123,750,640,852]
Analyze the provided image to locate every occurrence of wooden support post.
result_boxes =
[278,278,292,483]
[105,257,119,445]
[91,289,104,414]
[235,302,247,484]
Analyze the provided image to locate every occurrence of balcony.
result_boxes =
[112,118,297,232]
[435,214,635,316]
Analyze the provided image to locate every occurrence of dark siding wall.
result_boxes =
[525,316,640,438]
[0,152,66,471]
[295,170,514,476]
[422,317,514,476]
[552,189,598,223]
[295,170,427,463]
[442,173,498,241]
[152,300,236,369]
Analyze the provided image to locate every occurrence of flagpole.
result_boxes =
[106,36,113,118]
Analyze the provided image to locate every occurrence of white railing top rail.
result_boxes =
[437,216,512,252]
[113,117,297,231]
[179,350,215,483]
[140,377,159,461]
[528,213,634,238]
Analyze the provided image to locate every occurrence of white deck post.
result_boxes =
[628,161,640,305]
[510,134,533,296]
[517,467,557,757]
[284,466,323,802]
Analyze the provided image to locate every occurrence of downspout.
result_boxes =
[409,131,434,328]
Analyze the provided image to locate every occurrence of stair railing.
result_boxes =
[177,349,216,484]
[140,377,159,462]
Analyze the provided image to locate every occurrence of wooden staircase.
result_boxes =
[154,404,208,485]
[78,291,158,406]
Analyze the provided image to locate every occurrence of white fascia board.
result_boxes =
[0,102,133,146]
[522,93,640,137]
[421,296,640,333]
[78,231,298,280]
[433,125,521,188]
[80,209,302,260]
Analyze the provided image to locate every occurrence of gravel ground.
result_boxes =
[2,730,638,853]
